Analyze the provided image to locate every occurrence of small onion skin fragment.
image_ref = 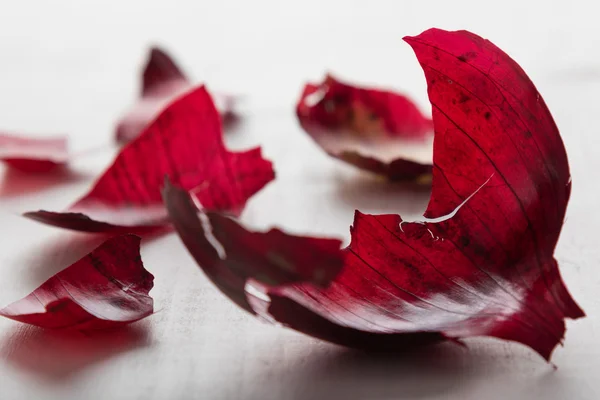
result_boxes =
[116,47,237,144]
[0,235,154,330]
[296,75,433,181]
[25,86,274,233]
[0,133,69,173]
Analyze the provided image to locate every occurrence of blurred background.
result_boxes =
[0,0,596,147]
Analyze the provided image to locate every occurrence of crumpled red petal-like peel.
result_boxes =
[296,75,433,181]
[0,234,153,329]
[162,179,346,313]
[0,133,68,173]
[165,28,584,361]
[116,47,238,143]
[25,86,274,233]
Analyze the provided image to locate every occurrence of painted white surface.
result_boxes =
[0,1,598,399]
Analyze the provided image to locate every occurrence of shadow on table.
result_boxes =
[223,112,243,135]
[21,232,108,285]
[20,227,171,286]
[330,171,431,217]
[276,343,470,400]
[0,322,152,382]
[0,167,90,198]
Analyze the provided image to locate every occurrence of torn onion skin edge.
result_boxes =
[0,235,154,330]
[0,133,69,173]
[24,86,275,233]
[116,47,238,144]
[163,179,445,350]
[165,28,584,362]
[296,74,434,181]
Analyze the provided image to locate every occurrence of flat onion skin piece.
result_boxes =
[116,47,237,144]
[166,28,584,361]
[0,133,68,173]
[0,234,154,329]
[24,86,274,233]
[296,75,433,181]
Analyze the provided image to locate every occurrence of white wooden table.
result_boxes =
[0,1,598,399]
